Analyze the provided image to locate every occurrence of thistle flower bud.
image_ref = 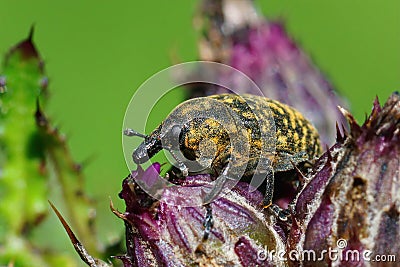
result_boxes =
[288,92,400,266]
[114,164,288,267]
[194,0,347,146]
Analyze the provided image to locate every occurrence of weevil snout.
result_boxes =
[127,123,184,165]
[132,143,150,164]
[126,124,193,177]
[125,127,164,164]
[132,135,164,164]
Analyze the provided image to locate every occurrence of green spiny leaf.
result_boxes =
[0,28,100,266]
[0,27,47,241]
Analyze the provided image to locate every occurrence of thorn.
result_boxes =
[338,106,361,137]
[40,76,49,90]
[76,154,98,172]
[28,24,35,42]
[290,160,306,183]
[364,112,369,122]
[341,123,348,137]
[337,105,350,118]
[365,96,382,125]
[48,201,79,246]
[373,95,381,111]
[35,98,48,127]
[73,163,82,173]
[48,201,102,267]
[335,122,344,142]
[110,197,127,221]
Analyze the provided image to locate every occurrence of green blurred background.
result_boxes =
[1,0,399,263]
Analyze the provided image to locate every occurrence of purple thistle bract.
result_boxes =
[288,92,400,267]
[194,0,348,146]
[114,163,288,267]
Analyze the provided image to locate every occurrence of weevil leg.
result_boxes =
[123,128,147,138]
[270,204,291,222]
[273,151,308,172]
[262,170,274,209]
[203,150,241,204]
[202,204,213,240]
[203,175,227,204]
[166,148,189,177]
[262,170,290,221]
[201,166,232,241]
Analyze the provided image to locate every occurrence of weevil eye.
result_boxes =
[171,125,182,138]
[162,124,183,149]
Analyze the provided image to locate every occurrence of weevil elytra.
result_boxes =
[125,93,321,239]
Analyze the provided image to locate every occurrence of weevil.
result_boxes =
[125,93,321,239]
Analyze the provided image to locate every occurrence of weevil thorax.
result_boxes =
[181,117,231,169]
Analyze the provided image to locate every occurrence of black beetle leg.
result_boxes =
[165,148,189,177]
[203,161,237,204]
[262,170,274,209]
[261,170,290,221]
[201,167,232,240]
[269,204,291,222]
[203,175,227,204]
[202,204,213,240]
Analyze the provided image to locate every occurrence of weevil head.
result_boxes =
[132,123,184,164]
[132,117,231,172]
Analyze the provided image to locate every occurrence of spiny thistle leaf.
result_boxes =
[35,101,98,254]
[0,27,50,266]
[0,28,98,266]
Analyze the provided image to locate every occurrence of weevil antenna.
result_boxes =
[124,128,147,138]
